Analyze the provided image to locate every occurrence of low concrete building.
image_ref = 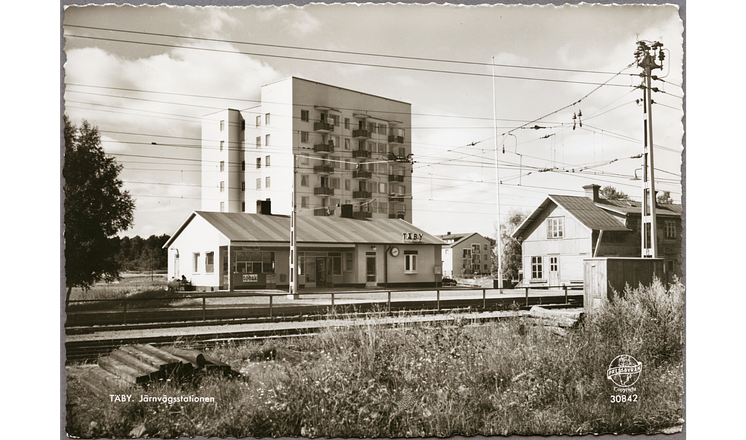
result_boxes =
[163,209,445,291]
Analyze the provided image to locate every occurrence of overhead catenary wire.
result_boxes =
[65,24,637,85]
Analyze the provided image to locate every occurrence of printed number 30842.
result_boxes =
[611,394,638,403]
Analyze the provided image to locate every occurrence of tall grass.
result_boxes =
[66,280,684,438]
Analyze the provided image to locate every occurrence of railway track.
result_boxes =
[65,294,582,363]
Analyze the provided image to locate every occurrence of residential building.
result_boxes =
[163,207,444,291]
[511,184,682,287]
[201,77,413,222]
[436,232,494,277]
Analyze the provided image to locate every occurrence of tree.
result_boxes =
[494,209,527,283]
[657,190,674,204]
[599,186,631,201]
[63,115,135,305]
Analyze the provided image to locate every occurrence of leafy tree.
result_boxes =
[657,190,674,204]
[63,115,135,305]
[494,209,527,283]
[599,185,631,201]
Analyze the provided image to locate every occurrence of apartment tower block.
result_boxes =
[201,77,413,222]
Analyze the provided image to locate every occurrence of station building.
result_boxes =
[163,205,445,291]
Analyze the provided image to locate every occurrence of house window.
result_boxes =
[547,218,564,239]
[484,244,488,251]
[265,113,270,125]
[205,252,214,273]
[405,250,418,274]
[665,220,676,238]
[531,256,544,279]
[549,256,558,272]
[266,176,271,188]
[265,134,270,146]
[256,178,261,189]
[219,120,224,131]
[220,181,224,192]
[220,161,225,172]
[220,140,224,151]
[301,196,309,208]
[256,115,261,127]
[256,158,261,169]
[301,131,309,143]
[301,110,309,122]
[265,155,270,167]
[472,243,481,254]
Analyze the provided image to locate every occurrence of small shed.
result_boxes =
[583,257,664,314]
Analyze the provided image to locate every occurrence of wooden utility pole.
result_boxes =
[635,41,664,258]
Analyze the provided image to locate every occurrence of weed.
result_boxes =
[66,280,683,438]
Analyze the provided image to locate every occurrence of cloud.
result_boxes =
[256,6,321,36]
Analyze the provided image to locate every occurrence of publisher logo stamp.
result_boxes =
[607,354,642,388]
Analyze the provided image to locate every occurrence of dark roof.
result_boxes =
[595,199,682,217]
[511,194,683,241]
[511,195,629,241]
[550,195,631,231]
[435,232,470,242]
[164,212,444,248]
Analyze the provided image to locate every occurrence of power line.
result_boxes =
[66,24,632,78]
[64,31,636,88]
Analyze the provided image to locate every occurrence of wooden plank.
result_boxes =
[137,344,195,367]
[89,366,132,390]
[119,345,173,370]
[159,346,206,368]
[109,350,161,379]
[98,357,144,384]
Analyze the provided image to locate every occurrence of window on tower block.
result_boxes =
[265,113,270,125]
[301,196,309,208]
[265,155,270,167]
[220,161,224,172]
[220,181,224,192]
[256,158,261,169]
[219,120,224,131]
[256,136,261,148]
[265,134,270,146]
[265,176,270,188]
[220,140,224,151]
[256,178,261,190]
[256,115,261,127]
[301,131,309,143]
[301,109,309,122]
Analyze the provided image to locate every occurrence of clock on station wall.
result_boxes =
[390,247,400,257]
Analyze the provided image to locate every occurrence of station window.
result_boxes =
[405,250,418,274]
[193,253,200,273]
[205,252,214,273]
[235,251,275,274]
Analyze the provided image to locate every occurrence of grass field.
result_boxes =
[65,279,684,438]
[66,272,169,302]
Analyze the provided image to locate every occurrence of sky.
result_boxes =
[62,2,684,239]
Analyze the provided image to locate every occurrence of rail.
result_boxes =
[65,285,582,328]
